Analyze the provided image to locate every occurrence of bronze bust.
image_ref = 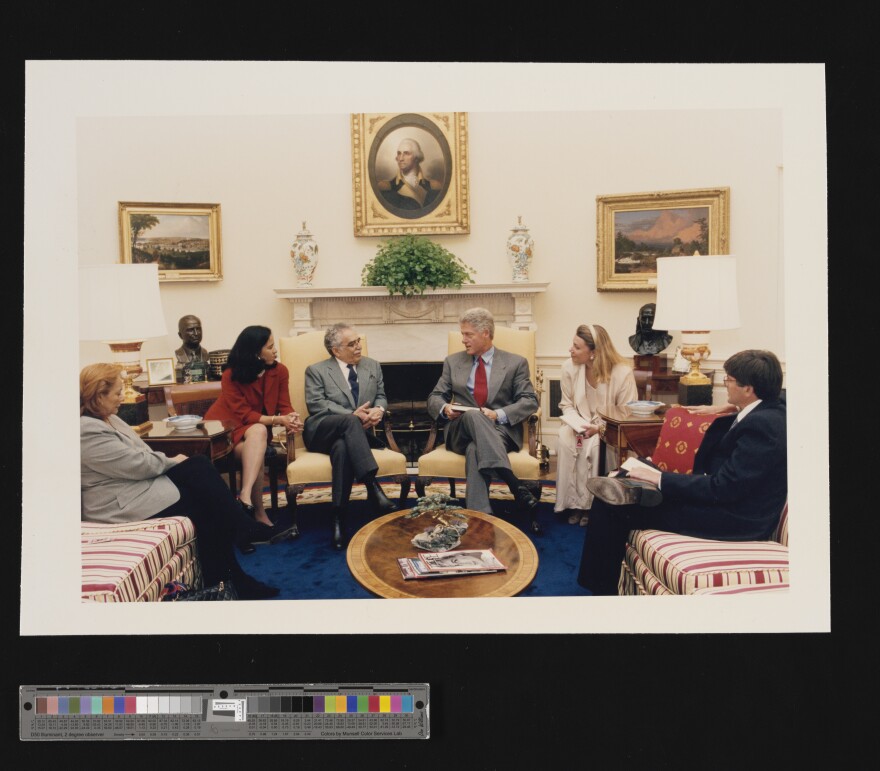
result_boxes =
[174,314,209,365]
[628,303,672,355]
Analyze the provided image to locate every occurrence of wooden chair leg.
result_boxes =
[269,465,279,513]
[286,484,302,538]
[448,478,457,498]
[414,477,428,498]
[397,475,411,507]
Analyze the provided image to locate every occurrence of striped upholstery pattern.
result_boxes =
[649,407,719,474]
[81,517,201,603]
[692,583,790,595]
[621,527,789,595]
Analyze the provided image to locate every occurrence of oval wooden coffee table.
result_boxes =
[346,508,539,599]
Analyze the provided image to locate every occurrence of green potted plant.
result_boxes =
[361,235,476,297]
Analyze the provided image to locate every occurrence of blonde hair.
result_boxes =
[575,324,628,383]
[80,363,124,417]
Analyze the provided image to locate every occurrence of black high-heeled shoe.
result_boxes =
[239,499,256,516]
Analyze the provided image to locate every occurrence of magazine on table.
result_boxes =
[421,549,506,572]
[396,549,507,580]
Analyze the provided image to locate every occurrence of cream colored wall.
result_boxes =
[77,108,783,382]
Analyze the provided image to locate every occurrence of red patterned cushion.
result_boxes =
[650,406,719,474]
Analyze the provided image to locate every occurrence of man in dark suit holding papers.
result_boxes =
[578,349,788,595]
[427,307,541,532]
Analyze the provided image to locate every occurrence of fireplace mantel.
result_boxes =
[275,283,550,338]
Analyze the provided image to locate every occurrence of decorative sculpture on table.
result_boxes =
[405,493,470,551]
[506,216,534,282]
[174,314,209,382]
[628,303,672,355]
[290,221,319,287]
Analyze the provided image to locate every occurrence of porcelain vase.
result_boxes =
[507,216,533,282]
[291,221,319,286]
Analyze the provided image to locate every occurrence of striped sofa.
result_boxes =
[81,517,202,602]
[617,406,789,595]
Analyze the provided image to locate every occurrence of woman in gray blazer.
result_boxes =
[80,363,281,600]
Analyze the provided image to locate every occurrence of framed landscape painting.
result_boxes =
[351,112,469,236]
[596,187,730,291]
[118,201,222,282]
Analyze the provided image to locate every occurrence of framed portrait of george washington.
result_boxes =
[352,112,470,236]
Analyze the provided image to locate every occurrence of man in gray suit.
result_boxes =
[427,308,542,533]
[303,323,397,548]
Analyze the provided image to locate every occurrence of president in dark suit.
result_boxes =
[303,323,397,548]
[578,349,788,595]
[427,307,541,532]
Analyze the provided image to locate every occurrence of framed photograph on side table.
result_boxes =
[145,357,175,386]
[596,187,730,291]
[352,112,469,236]
[118,201,222,282]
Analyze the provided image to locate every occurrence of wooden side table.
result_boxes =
[140,419,238,499]
[598,405,665,472]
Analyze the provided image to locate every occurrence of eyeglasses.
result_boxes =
[722,376,739,386]
[341,338,362,350]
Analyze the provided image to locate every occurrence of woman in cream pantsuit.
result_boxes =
[555,324,637,526]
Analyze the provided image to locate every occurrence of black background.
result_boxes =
[4,4,866,765]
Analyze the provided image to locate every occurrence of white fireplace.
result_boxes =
[274,282,549,361]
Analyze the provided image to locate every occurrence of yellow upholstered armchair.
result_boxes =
[416,327,543,506]
[278,332,411,536]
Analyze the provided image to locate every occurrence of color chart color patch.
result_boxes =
[20,684,429,740]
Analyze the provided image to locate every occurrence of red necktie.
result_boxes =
[473,356,488,407]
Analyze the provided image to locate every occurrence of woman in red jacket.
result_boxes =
[205,326,303,530]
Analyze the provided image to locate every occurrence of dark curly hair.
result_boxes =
[225,325,273,384]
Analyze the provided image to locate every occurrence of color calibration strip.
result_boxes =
[21,684,429,741]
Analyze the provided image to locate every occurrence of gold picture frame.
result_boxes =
[352,112,469,236]
[118,201,222,282]
[145,357,175,386]
[596,187,730,291]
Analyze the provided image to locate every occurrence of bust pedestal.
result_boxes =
[677,380,713,406]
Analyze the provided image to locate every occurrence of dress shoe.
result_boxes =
[249,521,295,546]
[269,509,299,541]
[365,480,397,515]
[331,507,346,550]
[586,476,663,507]
[579,514,590,527]
[514,485,539,513]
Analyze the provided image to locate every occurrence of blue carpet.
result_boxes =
[237,497,594,600]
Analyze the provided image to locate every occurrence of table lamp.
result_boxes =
[652,254,740,406]
[79,264,167,432]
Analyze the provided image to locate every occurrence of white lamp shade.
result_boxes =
[79,264,167,342]
[652,255,741,331]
